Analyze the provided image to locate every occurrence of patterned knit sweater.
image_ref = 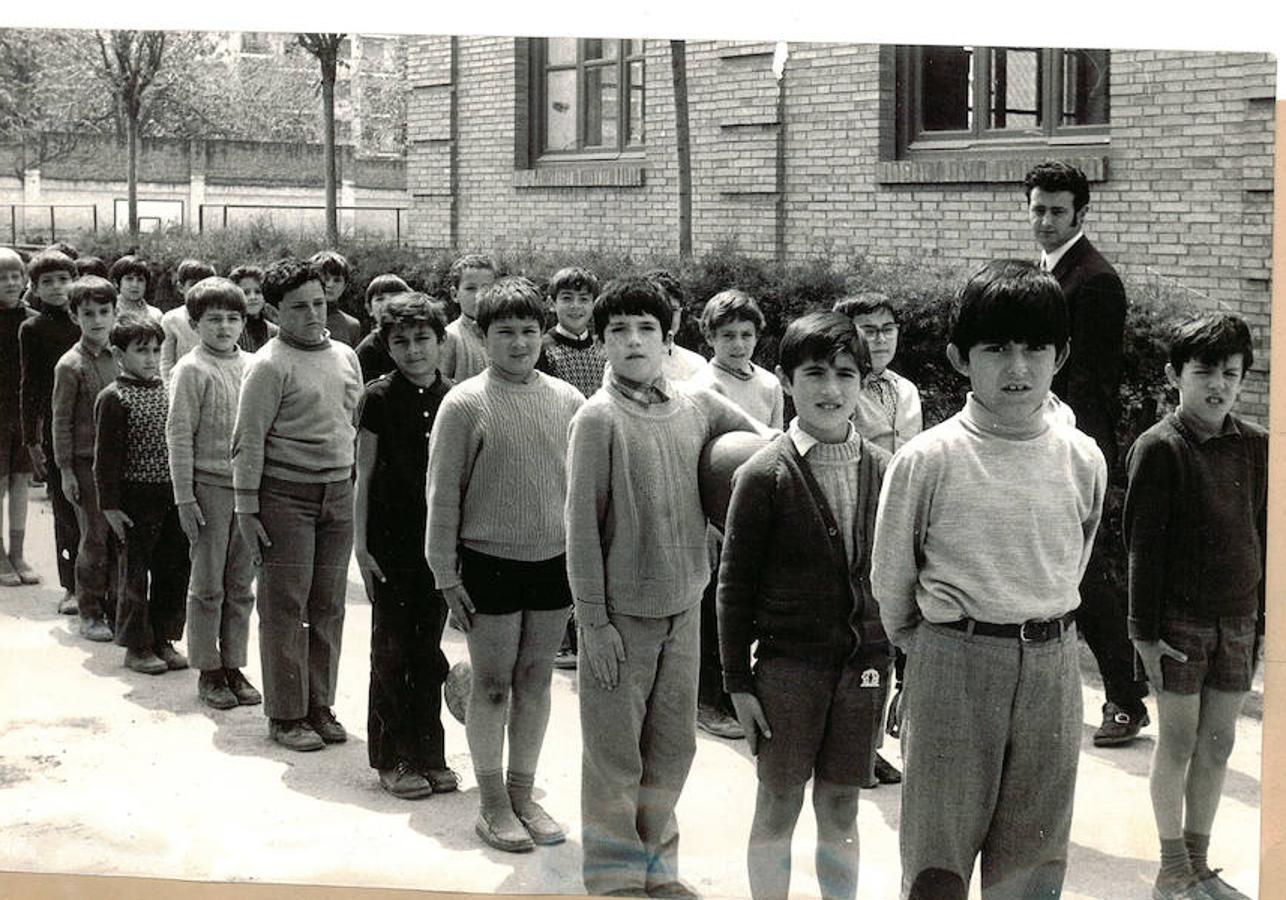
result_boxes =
[94,375,172,510]
[536,328,606,398]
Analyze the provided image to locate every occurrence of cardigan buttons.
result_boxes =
[827,527,837,537]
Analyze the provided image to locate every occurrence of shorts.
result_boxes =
[0,421,31,477]
[1143,610,1258,695]
[752,655,889,789]
[459,546,573,616]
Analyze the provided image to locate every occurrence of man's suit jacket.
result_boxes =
[1049,236,1127,474]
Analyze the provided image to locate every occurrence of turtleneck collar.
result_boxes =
[960,393,1050,440]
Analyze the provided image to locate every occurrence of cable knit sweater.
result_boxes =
[167,343,246,505]
[565,379,767,626]
[425,368,585,589]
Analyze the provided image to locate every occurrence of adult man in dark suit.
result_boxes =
[1025,161,1148,747]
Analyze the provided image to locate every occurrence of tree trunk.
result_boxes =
[126,106,139,236]
[670,40,692,259]
[320,60,338,246]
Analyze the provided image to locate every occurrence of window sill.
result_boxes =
[876,153,1108,185]
[514,164,645,189]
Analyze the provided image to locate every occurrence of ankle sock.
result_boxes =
[477,769,510,817]
[1184,830,1211,876]
[8,529,24,561]
[506,769,535,811]
[1161,837,1191,879]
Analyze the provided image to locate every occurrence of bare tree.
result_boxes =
[296,32,346,246]
[0,30,102,178]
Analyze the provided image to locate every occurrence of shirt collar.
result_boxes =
[610,371,671,407]
[1175,407,1241,443]
[788,417,852,456]
[1041,231,1085,272]
[554,323,590,341]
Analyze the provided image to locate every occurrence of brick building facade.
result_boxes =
[403,38,1275,418]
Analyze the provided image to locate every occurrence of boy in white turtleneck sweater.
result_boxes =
[872,259,1106,900]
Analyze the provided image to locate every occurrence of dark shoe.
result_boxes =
[57,590,78,615]
[1152,869,1210,900]
[474,811,534,853]
[154,642,189,671]
[223,668,262,706]
[423,766,459,794]
[124,647,168,675]
[648,881,700,898]
[1094,702,1149,747]
[198,669,238,709]
[378,762,434,800]
[79,615,113,642]
[306,706,347,744]
[874,753,902,784]
[696,704,744,740]
[1191,868,1250,899]
[515,800,566,845]
[269,718,325,752]
[553,648,578,669]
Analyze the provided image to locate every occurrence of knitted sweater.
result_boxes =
[19,307,79,448]
[52,340,120,467]
[717,428,890,693]
[231,334,362,514]
[115,299,163,324]
[871,394,1106,650]
[1123,411,1268,640]
[0,304,36,425]
[425,368,584,588]
[536,327,607,398]
[159,306,200,385]
[565,380,767,625]
[167,343,246,505]
[685,360,784,429]
[94,375,171,510]
[439,316,488,383]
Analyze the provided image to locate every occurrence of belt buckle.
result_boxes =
[1019,620,1043,643]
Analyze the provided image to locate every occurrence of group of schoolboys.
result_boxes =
[0,168,1265,900]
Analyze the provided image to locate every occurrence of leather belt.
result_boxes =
[940,610,1076,643]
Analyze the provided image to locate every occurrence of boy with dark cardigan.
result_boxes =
[0,248,38,588]
[718,311,891,900]
[228,265,278,354]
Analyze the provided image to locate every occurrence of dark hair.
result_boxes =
[1168,313,1254,374]
[949,259,1069,356]
[175,258,216,286]
[75,256,109,279]
[375,293,448,347]
[28,250,77,284]
[476,276,546,332]
[108,254,151,288]
[1023,161,1091,212]
[228,264,264,285]
[44,241,78,260]
[109,315,164,351]
[833,291,898,322]
[778,311,871,380]
[448,253,496,288]
[261,258,322,308]
[67,275,118,313]
[366,273,411,304]
[186,276,247,321]
[700,289,765,336]
[643,269,686,306]
[547,266,600,299]
[308,249,352,281]
[592,276,673,340]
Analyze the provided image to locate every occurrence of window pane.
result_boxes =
[583,39,618,61]
[628,60,645,145]
[1062,49,1110,125]
[585,65,618,148]
[987,47,1041,130]
[920,46,972,132]
[547,37,577,66]
[545,69,577,151]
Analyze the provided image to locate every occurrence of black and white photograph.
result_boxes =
[0,4,1278,899]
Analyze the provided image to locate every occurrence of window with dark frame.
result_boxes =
[898,46,1109,153]
[239,32,274,55]
[531,38,645,161]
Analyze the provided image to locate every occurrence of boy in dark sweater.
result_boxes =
[96,317,191,675]
[228,265,278,354]
[19,250,81,610]
[1124,314,1267,900]
[310,250,363,347]
[0,248,38,587]
[353,273,410,382]
[718,311,891,900]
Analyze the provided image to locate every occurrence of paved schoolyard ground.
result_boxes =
[0,494,1263,899]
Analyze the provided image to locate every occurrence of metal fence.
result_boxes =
[2,205,99,246]
[198,204,407,245]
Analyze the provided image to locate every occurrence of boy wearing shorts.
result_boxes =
[426,277,584,849]
[1125,314,1267,900]
[872,260,1106,899]
[0,248,38,587]
[718,311,890,900]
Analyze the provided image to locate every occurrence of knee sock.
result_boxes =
[476,769,511,817]
[8,529,23,561]
[1161,837,1191,878]
[507,769,536,812]
[1184,830,1211,875]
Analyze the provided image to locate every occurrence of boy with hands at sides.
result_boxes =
[1124,315,1267,900]
[565,276,772,898]
[354,294,458,800]
[871,260,1106,900]
[0,248,38,588]
[167,277,261,709]
[426,277,584,850]
[717,311,891,900]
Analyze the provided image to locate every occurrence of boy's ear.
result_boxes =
[774,364,794,396]
[945,343,970,376]
[1053,341,1071,373]
[1164,361,1181,390]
